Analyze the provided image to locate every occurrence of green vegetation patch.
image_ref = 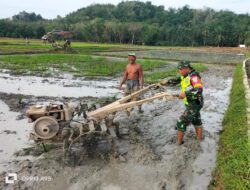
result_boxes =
[0,38,146,54]
[0,54,167,76]
[145,63,208,83]
[0,38,51,54]
[209,64,250,190]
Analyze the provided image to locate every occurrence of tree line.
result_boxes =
[0,1,250,46]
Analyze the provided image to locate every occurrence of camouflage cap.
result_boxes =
[177,60,191,70]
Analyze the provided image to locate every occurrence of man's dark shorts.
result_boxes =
[125,79,140,94]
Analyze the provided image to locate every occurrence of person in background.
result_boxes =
[119,53,144,113]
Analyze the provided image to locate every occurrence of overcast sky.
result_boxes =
[1,0,249,19]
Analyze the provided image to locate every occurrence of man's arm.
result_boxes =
[119,68,128,90]
[138,65,144,89]
[161,76,181,86]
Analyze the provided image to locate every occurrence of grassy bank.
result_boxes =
[210,64,250,190]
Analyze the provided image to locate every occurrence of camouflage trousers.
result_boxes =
[176,103,202,132]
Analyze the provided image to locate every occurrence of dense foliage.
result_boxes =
[1,1,250,46]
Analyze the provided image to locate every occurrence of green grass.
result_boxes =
[0,54,167,76]
[209,64,250,190]
[247,50,250,57]
[0,38,147,54]
[0,38,247,58]
[0,53,208,80]
[72,41,145,53]
[0,38,51,53]
[145,63,208,83]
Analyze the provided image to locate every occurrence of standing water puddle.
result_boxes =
[0,72,120,98]
[0,100,32,172]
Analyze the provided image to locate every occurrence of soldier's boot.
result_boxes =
[195,127,202,141]
[177,131,184,145]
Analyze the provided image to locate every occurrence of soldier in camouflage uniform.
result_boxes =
[161,61,204,145]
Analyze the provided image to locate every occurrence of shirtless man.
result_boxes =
[119,53,144,112]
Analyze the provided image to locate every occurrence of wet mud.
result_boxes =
[0,64,234,190]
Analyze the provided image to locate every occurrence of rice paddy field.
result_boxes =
[0,37,249,190]
[99,50,245,64]
[0,37,246,82]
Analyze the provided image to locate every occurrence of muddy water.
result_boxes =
[93,66,233,190]
[0,100,32,172]
[189,78,232,189]
[0,72,119,98]
[0,65,233,190]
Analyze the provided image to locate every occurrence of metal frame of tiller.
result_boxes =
[27,83,177,164]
